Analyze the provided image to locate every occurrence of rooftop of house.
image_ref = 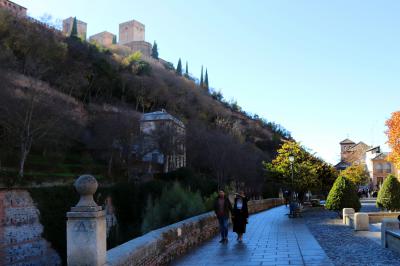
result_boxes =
[347,141,371,151]
[340,138,355,145]
[366,146,381,153]
[372,152,389,161]
[140,110,185,128]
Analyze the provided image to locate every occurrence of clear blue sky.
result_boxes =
[18,0,400,164]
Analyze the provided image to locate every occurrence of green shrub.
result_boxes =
[376,174,400,211]
[162,167,218,197]
[325,176,361,213]
[141,182,205,233]
[204,192,218,211]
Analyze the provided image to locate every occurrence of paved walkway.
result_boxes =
[172,206,333,266]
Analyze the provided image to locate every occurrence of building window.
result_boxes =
[386,163,392,173]
[376,163,383,173]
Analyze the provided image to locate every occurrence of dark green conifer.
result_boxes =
[176,58,182,76]
[377,174,400,211]
[151,41,159,59]
[200,66,204,88]
[325,176,361,213]
[70,17,78,38]
[185,61,189,77]
[205,68,209,90]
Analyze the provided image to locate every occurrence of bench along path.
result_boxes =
[172,205,333,266]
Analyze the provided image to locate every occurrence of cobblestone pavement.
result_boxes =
[172,206,333,266]
[303,207,400,266]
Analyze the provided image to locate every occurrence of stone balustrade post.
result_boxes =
[381,218,400,247]
[67,175,106,266]
[354,213,369,231]
[342,208,355,225]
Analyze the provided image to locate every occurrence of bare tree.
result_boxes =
[0,75,83,178]
[86,108,140,178]
[150,121,186,172]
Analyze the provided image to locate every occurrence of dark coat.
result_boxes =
[232,196,248,234]
[214,197,232,218]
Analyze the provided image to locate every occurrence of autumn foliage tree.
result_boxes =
[386,111,400,169]
[340,164,369,186]
[264,141,337,198]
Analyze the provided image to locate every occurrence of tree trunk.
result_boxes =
[19,147,28,178]
[108,152,113,177]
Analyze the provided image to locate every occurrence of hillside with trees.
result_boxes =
[0,10,291,191]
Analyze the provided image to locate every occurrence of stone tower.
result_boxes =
[340,138,355,161]
[119,19,145,45]
[62,17,87,39]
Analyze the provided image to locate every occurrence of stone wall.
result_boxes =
[0,189,61,266]
[385,231,400,254]
[368,212,400,223]
[106,198,283,266]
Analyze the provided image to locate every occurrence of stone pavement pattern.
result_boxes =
[172,206,333,266]
[304,206,400,266]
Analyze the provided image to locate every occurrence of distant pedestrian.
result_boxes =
[232,191,248,243]
[283,190,289,207]
[214,190,232,243]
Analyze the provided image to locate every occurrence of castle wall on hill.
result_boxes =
[0,0,27,17]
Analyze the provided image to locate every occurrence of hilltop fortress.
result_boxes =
[0,1,158,61]
[62,17,153,57]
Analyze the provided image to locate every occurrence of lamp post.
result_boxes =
[289,155,295,200]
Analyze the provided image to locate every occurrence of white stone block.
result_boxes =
[343,208,355,224]
[354,213,369,231]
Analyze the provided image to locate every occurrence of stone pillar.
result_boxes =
[67,175,106,266]
[342,208,355,225]
[354,213,369,231]
[381,218,400,247]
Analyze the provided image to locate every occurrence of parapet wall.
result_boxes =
[106,198,283,266]
[0,189,61,265]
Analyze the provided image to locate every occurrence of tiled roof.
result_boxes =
[347,142,371,151]
[366,146,380,152]
[372,152,388,160]
[340,138,355,144]
[140,110,185,127]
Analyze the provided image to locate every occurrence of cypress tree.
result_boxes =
[200,66,204,88]
[70,17,78,38]
[176,58,182,76]
[376,174,400,211]
[151,41,159,59]
[325,176,361,213]
[112,35,117,44]
[185,61,189,77]
[205,68,209,90]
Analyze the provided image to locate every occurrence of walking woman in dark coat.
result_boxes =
[232,191,248,242]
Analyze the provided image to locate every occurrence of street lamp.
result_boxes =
[288,155,295,204]
[288,155,296,217]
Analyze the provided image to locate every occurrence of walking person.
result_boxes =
[232,191,248,243]
[214,190,232,243]
[283,190,289,207]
